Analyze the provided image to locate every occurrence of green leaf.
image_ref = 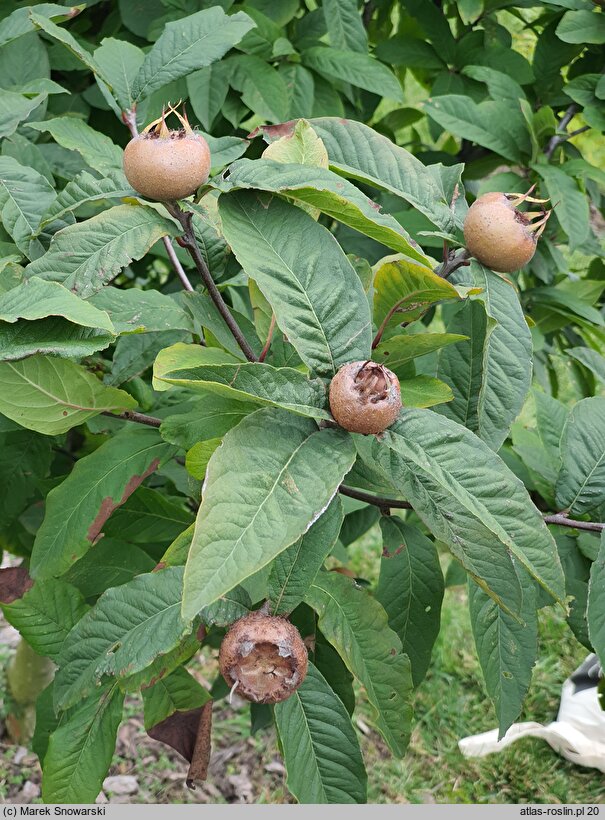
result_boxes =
[462,65,525,102]
[29,12,108,83]
[157,360,330,420]
[322,0,368,53]
[567,347,605,383]
[88,287,192,334]
[373,254,459,335]
[308,118,459,232]
[556,10,605,44]
[399,375,453,409]
[102,487,193,545]
[468,574,537,738]
[0,4,80,47]
[28,118,123,176]
[423,96,528,162]
[182,407,356,618]
[269,497,344,615]
[0,279,114,332]
[186,439,221,479]
[0,156,56,257]
[438,266,532,451]
[42,684,124,804]
[0,318,114,363]
[0,90,47,140]
[160,394,256,450]
[303,47,403,102]
[280,64,315,119]
[358,411,566,612]
[38,171,134,231]
[1,579,88,661]
[588,532,605,669]
[0,426,51,530]
[305,571,413,757]
[187,62,231,132]
[219,190,372,377]
[64,537,155,599]
[557,533,591,650]
[31,427,174,579]
[142,667,210,731]
[262,119,328,168]
[94,37,145,112]
[230,55,289,123]
[534,164,590,250]
[375,36,445,70]
[374,332,468,373]
[275,662,367,804]
[153,343,239,390]
[55,567,191,710]
[0,355,135,435]
[377,519,444,687]
[556,397,605,516]
[200,585,252,627]
[219,158,429,265]
[131,8,254,103]
[25,204,177,297]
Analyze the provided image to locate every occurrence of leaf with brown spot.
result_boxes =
[0,566,32,604]
[31,428,176,579]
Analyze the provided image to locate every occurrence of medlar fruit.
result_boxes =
[123,106,211,202]
[463,188,552,273]
[218,612,308,704]
[329,360,402,435]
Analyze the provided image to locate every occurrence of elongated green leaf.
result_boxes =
[399,375,453,409]
[31,427,175,579]
[0,355,134,435]
[200,585,252,627]
[0,4,79,47]
[0,426,51,530]
[557,533,591,650]
[187,62,231,132]
[1,578,88,661]
[0,156,56,257]
[142,667,210,731]
[374,332,467,374]
[462,65,526,102]
[469,574,538,738]
[94,38,145,112]
[230,55,290,123]
[25,205,177,297]
[28,118,123,176]
[567,347,605,383]
[269,497,344,615]
[535,164,590,250]
[306,571,413,757]
[64,538,155,599]
[219,190,372,377]
[182,407,356,618]
[39,171,134,230]
[131,8,254,102]
[158,361,330,420]
[0,318,114,362]
[588,533,605,669]
[438,266,532,451]
[303,47,403,101]
[55,567,191,710]
[308,118,460,232]
[160,394,256,450]
[556,397,605,516]
[0,91,46,140]
[0,279,114,332]
[322,0,367,53]
[377,519,444,687]
[556,9,605,44]
[42,684,124,804]
[102,487,193,545]
[275,662,367,804]
[89,287,192,334]
[358,411,566,612]
[29,12,108,83]
[153,343,239,390]
[220,158,429,264]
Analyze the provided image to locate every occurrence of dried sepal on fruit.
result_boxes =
[463,186,552,273]
[218,612,308,704]
[123,104,211,202]
[329,360,402,435]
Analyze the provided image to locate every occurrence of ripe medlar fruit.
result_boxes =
[329,360,402,435]
[218,612,308,704]
[123,106,211,202]
[463,188,552,273]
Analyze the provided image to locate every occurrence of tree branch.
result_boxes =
[436,248,472,278]
[543,513,604,533]
[101,410,162,428]
[167,202,258,362]
[544,104,581,159]
[258,314,276,363]
[339,484,412,513]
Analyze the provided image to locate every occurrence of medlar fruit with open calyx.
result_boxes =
[123,106,211,202]
[463,187,552,273]
[329,360,402,435]
[218,612,308,704]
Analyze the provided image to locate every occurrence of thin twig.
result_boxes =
[436,248,472,278]
[121,107,138,139]
[543,513,604,533]
[339,484,412,513]
[101,410,162,428]
[258,314,276,363]
[544,104,580,159]
[166,202,258,362]
[162,235,195,292]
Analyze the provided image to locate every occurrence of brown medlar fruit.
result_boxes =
[123,106,211,202]
[463,188,552,273]
[329,360,402,434]
[218,612,308,704]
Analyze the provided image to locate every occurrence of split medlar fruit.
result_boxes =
[463,187,552,273]
[329,360,402,435]
[123,106,211,202]
[218,612,308,704]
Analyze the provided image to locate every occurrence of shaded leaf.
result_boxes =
[556,397,605,516]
